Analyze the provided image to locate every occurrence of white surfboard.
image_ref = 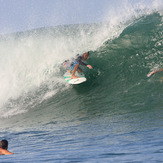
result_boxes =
[64,72,87,84]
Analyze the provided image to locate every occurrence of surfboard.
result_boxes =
[64,72,87,84]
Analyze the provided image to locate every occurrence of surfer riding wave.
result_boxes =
[63,52,92,79]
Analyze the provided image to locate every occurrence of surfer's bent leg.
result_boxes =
[71,64,80,79]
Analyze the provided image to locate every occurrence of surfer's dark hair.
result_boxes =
[0,139,8,149]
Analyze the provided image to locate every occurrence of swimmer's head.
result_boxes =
[0,139,8,150]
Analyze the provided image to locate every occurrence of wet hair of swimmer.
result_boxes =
[0,139,8,149]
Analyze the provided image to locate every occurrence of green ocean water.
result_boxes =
[0,12,163,162]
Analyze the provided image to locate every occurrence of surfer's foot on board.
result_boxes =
[71,75,79,79]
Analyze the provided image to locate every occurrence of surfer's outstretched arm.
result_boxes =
[147,68,163,77]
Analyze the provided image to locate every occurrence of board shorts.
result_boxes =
[70,61,82,71]
[63,60,82,72]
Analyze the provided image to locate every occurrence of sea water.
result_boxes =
[0,2,163,162]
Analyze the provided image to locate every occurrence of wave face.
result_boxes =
[0,3,163,162]
[0,11,162,118]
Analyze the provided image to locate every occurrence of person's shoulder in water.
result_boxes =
[0,139,14,155]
